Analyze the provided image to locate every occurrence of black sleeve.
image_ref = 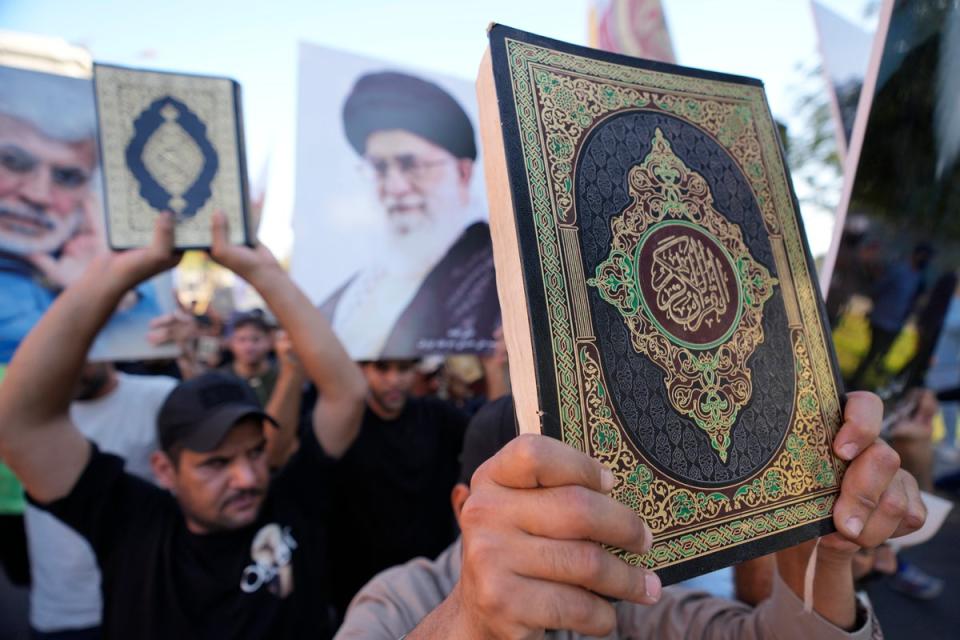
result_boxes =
[436,400,468,465]
[28,443,167,563]
[271,414,335,516]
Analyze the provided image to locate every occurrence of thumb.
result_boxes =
[151,211,175,253]
[210,210,229,256]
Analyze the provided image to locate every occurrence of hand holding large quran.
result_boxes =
[434,393,919,638]
[475,23,923,589]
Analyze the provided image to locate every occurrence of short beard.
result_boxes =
[0,202,81,256]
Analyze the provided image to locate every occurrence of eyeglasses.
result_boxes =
[359,154,453,184]
[0,143,91,189]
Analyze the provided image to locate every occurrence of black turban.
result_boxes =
[342,71,477,160]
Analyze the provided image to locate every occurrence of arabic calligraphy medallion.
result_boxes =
[589,127,777,462]
[636,220,742,350]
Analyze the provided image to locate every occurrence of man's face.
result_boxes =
[364,129,473,236]
[228,324,272,369]
[0,114,95,256]
[160,419,270,533]
[362,360,417,419]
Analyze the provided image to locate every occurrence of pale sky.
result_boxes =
[0,0,876,258]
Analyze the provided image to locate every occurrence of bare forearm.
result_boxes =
[244,266,365,456]
[776,541,856,630]
[407,587,476,640]
[246,267,363,398]
[0,256,132,427]
[264,367,304,469]
[0,257,137,501]
[0,215,178,502]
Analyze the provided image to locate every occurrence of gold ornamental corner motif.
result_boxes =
[588,128,778,462]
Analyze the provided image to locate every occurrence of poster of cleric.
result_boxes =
[292,42,499,361]
[0,64,175,363]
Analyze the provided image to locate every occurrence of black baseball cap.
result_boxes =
[458,395,518,485]
[157,372,277,453]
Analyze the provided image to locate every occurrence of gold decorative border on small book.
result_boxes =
[503,39,844,571]
[96,66,246,248]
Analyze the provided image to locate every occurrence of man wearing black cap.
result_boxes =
[319,70,499,360]
[0,213,367,639]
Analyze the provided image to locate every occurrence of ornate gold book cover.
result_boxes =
[94,64,251,249]
[477,25,845,583]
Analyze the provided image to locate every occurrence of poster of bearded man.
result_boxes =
[0,64,176,363]
[293,42,499,361]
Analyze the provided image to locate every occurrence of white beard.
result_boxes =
[331,198,481,360]
[0,202,80,256]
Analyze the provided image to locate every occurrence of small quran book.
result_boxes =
[477,25,846,584]
[94,64,251,250]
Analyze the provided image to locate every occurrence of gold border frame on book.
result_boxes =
[504,38,844,570]
[95,65,247,248]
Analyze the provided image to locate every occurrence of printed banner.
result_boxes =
[292,42,498,360]
[588,0,677,62]
[0,64,176,363]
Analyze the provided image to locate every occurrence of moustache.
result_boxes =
[222,489,264,509]
[0,203,57,236]
[385,200,425,215]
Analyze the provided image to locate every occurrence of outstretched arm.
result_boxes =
[209,213,366,458]
[0,216,180,503]
[264,330,306,468]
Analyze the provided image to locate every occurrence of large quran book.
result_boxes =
[94,64,251,250]
[477,25,846,583]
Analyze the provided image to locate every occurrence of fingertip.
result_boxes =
[836,441,859,461]
[643,571,661,601]
[600,467,615,494]
[843,516,864,538]
[905,511,925,530]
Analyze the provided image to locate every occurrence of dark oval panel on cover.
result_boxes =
[125,95,219,218]
[577,109,794,487]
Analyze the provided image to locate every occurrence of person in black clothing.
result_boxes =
[326,358,467,617]
[0,213,366,639]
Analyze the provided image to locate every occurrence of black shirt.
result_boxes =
[33,433,336,640]
[327,396,467,616]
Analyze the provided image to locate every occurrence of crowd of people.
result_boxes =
[0,210,926,639]
[0,49,936,640]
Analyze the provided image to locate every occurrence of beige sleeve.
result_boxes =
[334,561,448,640]
[615,576,880,640]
